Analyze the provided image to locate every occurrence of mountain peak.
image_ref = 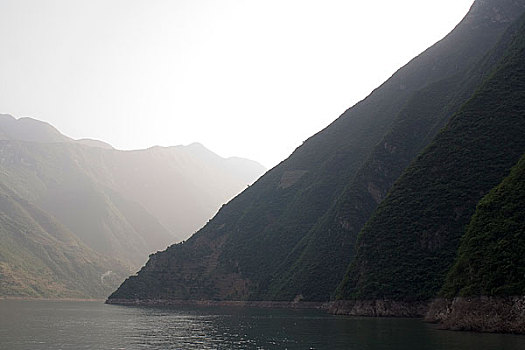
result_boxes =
[0,115,71,143]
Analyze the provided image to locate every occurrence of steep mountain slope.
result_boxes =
[425,154,525,333]
[0,185,129,298]
[107,0,524,303]
[336,13,525,313]
[264,0,525,302]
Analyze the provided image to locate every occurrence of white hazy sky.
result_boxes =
[0,0,475,168]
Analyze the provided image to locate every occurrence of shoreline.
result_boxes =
[105,298,331,310]
[425,296,525,334]
[329,299,429,318]
[6,295,524,334]
[0,296,106,302]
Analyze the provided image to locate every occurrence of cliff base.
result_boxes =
[425,296,525,334]
[329,299,429,317]
[106,298,330,309]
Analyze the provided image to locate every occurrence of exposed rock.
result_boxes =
[278,170,308,189]
[329,299,429,317]
[425,297,525,334]
[106,298,330,310]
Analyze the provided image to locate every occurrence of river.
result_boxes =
[0,300,524,349]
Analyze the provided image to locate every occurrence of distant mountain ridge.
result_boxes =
[0,114,72,143]
[0,114,265,298]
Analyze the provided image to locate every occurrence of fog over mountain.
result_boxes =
[0,114,265,298]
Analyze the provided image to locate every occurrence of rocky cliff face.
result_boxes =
[329,300,429,318]
[426,297,525,333]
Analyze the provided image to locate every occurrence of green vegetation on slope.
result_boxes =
[338,14,525,301]
[440,153,525,297]
[108,0,525,303]
[264,9,524,301]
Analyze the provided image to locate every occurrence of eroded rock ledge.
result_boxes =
[329,299,429,317]
[425,296,525,334]
[107,297,525,334]
[106,298,330,309]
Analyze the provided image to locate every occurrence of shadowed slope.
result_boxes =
[338,13,525,307]
[108,0,525,303]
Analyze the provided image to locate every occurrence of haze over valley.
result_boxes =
[1,0,525,348]
[0,114,265,298]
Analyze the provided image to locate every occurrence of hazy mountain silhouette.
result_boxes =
[0,115,265,297]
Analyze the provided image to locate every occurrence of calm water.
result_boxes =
[0,300,524,350]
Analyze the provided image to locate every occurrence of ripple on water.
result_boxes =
[0,300,524,350]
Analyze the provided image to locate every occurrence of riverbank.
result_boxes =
[106,298,330,309]
[328,299,429,317]
[426,296,525,334]
[106,296,525,334]
[0,296,105,302]
[6,299,522,350]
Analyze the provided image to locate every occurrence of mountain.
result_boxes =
[107,0,525,304]
[0,184,129,298]
[75,138,114,149]
[441,154,525,299]
[262,0,525,302]
[0,116,265,298]
[0,114,72,143]
[334,11,525,316]
[424,153,525,333]
[0,140,174,269]
[85,143,265,241]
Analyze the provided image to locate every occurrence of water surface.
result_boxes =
[1,300,524,349]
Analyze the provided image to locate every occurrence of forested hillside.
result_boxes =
[337,12,525,308]
[441,153,525,298]
[425,154,525,333]
[108,0,525,303]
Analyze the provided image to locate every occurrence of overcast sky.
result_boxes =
[0,0,475,168]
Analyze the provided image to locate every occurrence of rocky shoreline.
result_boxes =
[107,297,525,334]
[0,296,105,302]
[425,296,525,334]
[106,298,330,310]
[329,299,430,317]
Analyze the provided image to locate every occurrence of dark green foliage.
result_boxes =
[441,154,525,297]
[339,15,525,301]
[225,0,525,302]
[110,0,525,303]
[265,30,514,301]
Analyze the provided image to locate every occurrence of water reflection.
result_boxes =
[0,300,524,350]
